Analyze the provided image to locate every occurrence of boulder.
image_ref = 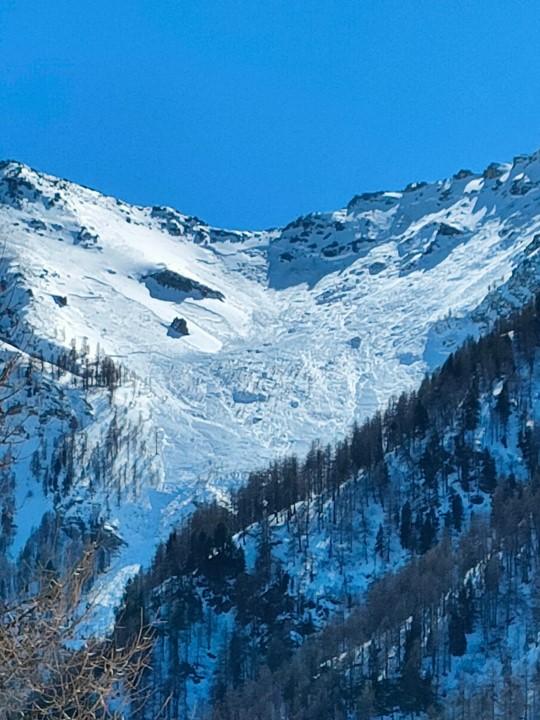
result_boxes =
[168,317,189,338]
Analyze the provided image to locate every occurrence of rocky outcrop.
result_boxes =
[144,269,225,302]
[168,317,189,337]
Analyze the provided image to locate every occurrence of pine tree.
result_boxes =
[479,449,497,494]
[496,381,511,428]
[375,523,385,562]
[463,377,480,431]
[419,509,438,554]
[448,609,467,656]
[451,492,464,532]
[400,501,413,550]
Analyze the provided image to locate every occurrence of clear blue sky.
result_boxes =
[1,1,540,229]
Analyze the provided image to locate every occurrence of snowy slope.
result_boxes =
[2,151,540,614]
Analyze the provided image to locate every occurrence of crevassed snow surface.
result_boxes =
[3,152,540,624]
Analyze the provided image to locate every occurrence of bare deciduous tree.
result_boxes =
[0,547,154,719]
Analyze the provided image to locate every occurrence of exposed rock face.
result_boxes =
[73,227,101,249]
[168,316,189,337]
[453,168,473,180]
[150,206,210,243]
[483,162,506,180]
[437,223,462,237]
[0,161,63,209]
[144,269,225,303]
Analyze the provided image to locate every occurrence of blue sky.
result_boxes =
[1,1,540,229]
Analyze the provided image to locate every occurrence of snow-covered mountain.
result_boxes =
[3,150,540,620]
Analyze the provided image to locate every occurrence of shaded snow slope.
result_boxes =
[3,151,540,611]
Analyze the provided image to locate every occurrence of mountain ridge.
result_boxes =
[2,146,538,233]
